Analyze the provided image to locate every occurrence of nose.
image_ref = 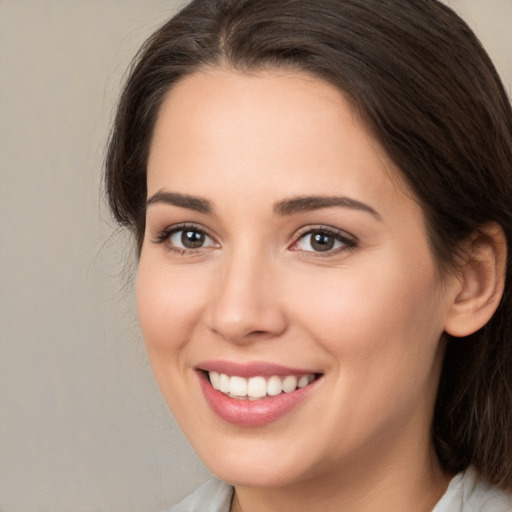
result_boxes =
[205,248,288,344]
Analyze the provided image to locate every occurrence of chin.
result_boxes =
[187,427,324,489]
[207,455,308,489]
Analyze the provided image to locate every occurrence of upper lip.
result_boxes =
[196,360,321,378]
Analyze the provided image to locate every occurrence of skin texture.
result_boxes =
[137,68,467,511]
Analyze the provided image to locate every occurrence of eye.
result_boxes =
[292,228,356,254]
[153,224,218,252]
[169,229,215,249]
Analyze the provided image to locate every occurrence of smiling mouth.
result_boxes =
[205,371,321,400]
[196,364,323,425]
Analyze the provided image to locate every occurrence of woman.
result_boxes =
[105,0,512,510]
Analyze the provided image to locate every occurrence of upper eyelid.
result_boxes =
[152,222,218,245]
[163,222,214,236]
[293,224,357,241]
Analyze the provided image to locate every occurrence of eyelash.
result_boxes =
[152,223,358,257]
[152,223,218,255]
[291,226,358,257]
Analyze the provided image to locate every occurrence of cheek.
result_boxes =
[135,255,212,424]
[135,255,207,361]
[288,261,445,447]
[291,254,445,384]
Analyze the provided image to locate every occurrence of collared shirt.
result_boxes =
[167,467,512,512]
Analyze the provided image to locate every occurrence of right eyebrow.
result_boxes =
[146,190,213,214]
[273,195,382,220]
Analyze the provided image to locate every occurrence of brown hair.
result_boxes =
[105,0,512,487]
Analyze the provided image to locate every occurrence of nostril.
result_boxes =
[248,330,270,337]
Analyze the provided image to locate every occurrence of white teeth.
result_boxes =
[229,376,247,397]
[209,371,220,390]
[267,375,282,396]
[282,375,298,393]
[207,372,316,399]
[247,376,267,399]
[297,375,310,388]
[219,373,230,393]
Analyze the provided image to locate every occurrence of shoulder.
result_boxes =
[433,467,512,512]
[164,477,234,512]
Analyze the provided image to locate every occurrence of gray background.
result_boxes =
[0,1,510,511]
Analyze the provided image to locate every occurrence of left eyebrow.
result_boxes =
[273,195,382,220]
[146,190,213,214]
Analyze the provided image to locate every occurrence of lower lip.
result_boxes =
[197,372,320,426]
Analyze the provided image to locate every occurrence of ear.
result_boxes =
[444,222,507,338]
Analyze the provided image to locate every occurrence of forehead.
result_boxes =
[147,67,410,213]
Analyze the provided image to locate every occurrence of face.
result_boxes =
[138,68,455,488]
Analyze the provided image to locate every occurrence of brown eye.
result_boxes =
[181,230,205,249]
[167,227,216,250]
[294,228,356,254]
[309,232,335,252]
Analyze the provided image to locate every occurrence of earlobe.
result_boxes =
[444,223,507,338]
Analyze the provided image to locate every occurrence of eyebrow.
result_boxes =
[146,190,212,214]
[273,195,382,219]
[146,190,381,220]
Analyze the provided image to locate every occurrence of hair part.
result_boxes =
[105,0,512,487]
